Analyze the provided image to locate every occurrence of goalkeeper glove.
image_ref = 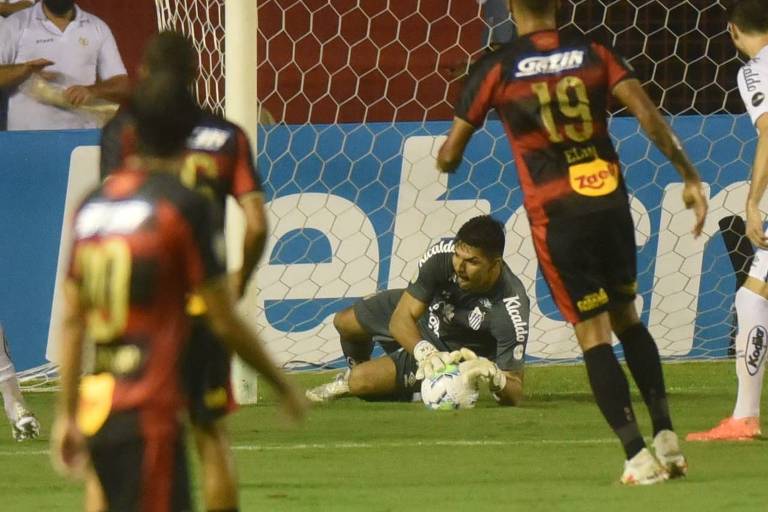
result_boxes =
[459,357,507,392]
[414,340,457,380]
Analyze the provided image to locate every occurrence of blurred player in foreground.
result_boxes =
[688,0,768,442]
[51,67,305,512]
[0,322,39,441]
[100,32,268,511]
[437,0,707,485]
[307,215,529,406]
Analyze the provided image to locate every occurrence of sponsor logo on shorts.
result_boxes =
[203,387,228,408]
[469,306,484,330]
[753,92,765,107]
[405,372,417,387]
[513,343,525,361]
[576,288,609,313]
[503,295,528,343]
[745,325,767,377]
[515,50,584,78]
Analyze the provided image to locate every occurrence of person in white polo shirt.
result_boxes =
[0,0,129,130]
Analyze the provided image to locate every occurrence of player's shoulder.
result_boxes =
[74,6,113,35]
[498,264,527,300]
[186,108,243,152]
[1,3,33,32]
[417,238,455,269]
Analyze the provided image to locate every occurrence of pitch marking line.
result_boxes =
[0,438,616,457]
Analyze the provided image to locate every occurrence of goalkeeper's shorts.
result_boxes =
[532,206,638,324]
[87,409,191,512]
[181,315,237,425]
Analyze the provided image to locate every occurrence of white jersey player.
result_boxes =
[0,324,39,441]
[688,0,768,441]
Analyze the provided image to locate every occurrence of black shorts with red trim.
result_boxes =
[181,315,237,425]
[531,206,637,324]
[87,409,191,512]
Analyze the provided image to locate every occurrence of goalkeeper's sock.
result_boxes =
[340,338,374,367]
[583,344,645,459]
[618,323,673,436]
[733,287,768,419]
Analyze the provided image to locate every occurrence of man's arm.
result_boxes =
[0,1,33,16]
[64,74,130,107]
[233,193,268,298]
[746,114,768,249]
[51,279,87,476]
[0,59,53,89]
[613,78,707,237]
[199,277,306,422]
[388,290,428,354]
[436,117,476,173]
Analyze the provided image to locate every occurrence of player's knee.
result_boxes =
[609,302,640,335]
[333,307,361,338]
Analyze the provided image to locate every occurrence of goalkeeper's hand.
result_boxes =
[459,357,507,392]
[414,340,455,380]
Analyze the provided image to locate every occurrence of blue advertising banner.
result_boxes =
[0,115,757,370]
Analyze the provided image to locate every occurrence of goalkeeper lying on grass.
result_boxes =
[306,215,529,406]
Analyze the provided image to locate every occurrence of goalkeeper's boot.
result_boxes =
[619,448,669,486]
[652,430,688,478]
[686,416,761,442]
[11,404,40,442]
[305,370,350,403]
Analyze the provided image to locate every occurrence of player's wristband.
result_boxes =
[413,340,437,363]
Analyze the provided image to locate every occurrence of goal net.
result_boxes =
[154,0,753,368]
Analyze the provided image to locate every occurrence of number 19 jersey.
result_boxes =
[455,29,635,226]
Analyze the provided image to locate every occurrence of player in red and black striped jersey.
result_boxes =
[99,32,269,511]
[437,0,708,485]
[51,54,304,512]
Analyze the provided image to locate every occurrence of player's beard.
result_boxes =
[43,0,75,16]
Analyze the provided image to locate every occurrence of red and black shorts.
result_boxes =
[531,206,638,324]
[87,409,191,512]
[181,315,237,425]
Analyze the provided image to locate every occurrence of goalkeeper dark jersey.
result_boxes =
[456,29,634,226]
[68,168,226,414]
[100,107,263,212]
[407,240,529,372]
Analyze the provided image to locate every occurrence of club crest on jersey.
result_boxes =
[745,325,767,377]
[469,307,484,330]
[515,50,584,78]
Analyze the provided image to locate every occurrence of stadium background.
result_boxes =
[0,1,756,372]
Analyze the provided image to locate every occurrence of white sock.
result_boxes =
[0,325,25,422]
[732,287,768,419]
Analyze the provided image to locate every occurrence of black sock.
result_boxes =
[583,344,645,459]
[340,338,373,367]
[618,323,673,436]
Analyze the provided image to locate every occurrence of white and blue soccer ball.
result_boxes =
[420,364,479,410]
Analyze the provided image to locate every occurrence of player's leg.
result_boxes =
[183,316,239,510]
[687,274,768,441]
[533,212,665,485]
[193,418,238,511]
[609,301,686,476]
[0,324,39,441]
[334,306,375,367]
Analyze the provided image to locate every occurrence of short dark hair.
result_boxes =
[142,31,198,85]
[728,0,768,34]
[455,215,505,258]
[131,71,199,157]
[512,0,558,16]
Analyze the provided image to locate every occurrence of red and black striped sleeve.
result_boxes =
[455,53,504,128]
[591,41,635,89]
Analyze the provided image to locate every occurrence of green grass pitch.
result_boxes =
[1,361,766,511]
